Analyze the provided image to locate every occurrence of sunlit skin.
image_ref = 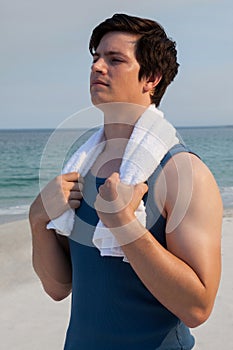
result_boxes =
[29,30,222,330]
[89,31,161,173]
[90,31,157,107]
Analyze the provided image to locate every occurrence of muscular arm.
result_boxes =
[95,153,222,327]
[29,172,83,301]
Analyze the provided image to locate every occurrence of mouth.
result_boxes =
[91,80,109,87]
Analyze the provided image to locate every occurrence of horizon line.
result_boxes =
[0,124,233,131]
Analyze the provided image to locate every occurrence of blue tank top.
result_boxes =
[64,144,195,350]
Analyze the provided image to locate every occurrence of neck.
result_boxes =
[102,102,150,141]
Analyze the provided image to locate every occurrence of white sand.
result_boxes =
[0,220,70,350]
[0,217,232,349]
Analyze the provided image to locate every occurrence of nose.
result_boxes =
[91,57,107,74]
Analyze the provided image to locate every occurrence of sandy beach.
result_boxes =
[1,214,232,350]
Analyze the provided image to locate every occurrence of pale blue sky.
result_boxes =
[1,0,232,128]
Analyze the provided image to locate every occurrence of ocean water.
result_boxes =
[0,126,232,223]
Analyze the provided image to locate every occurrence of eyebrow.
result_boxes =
[92,50,130,60]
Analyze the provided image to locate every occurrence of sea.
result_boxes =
[0,126,232,224]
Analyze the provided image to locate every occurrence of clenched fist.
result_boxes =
[94,172,148,228]
[29,172,84,225]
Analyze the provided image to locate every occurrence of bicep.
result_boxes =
[163,153,222,293]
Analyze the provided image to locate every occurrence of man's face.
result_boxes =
[90,32,148,106]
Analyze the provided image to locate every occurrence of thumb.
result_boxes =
[135,182,148,198]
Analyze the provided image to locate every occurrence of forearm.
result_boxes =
[111,219,211,328]
[29,204,72,300]
[28,172,84,299]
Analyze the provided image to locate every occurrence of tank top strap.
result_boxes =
[160,143,199,169]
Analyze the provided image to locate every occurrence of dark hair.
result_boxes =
[89,13,179,106]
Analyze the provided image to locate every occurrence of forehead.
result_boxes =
[96,31,139,53]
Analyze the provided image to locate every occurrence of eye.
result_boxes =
[111,58,124,64]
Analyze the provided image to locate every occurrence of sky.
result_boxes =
[1,0,233,128]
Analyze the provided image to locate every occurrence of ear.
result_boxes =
[143,73,162,93]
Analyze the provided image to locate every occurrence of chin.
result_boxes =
[91,95,113,107]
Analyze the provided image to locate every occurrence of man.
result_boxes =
[29,14,222,349]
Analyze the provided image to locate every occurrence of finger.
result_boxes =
[63,172,84,184]
[99,182,118,201]
[68,199,81,209]
[62,177,83,195]
[134,183,148,198]
[69,182,84,192]
[69,190,83,200]
[100,172,120,195]
[62,178,84,192]
[105,172,120,183]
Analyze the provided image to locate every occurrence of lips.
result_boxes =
[91,79,109,87]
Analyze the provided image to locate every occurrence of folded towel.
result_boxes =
[47,105,179,261]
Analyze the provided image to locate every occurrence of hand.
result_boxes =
[94,172,148,228]
[29,172,84,225]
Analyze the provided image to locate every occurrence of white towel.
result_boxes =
[47,105,179,261]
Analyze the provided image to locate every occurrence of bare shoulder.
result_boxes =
[156,151,223,224]
[161,151,216,185]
